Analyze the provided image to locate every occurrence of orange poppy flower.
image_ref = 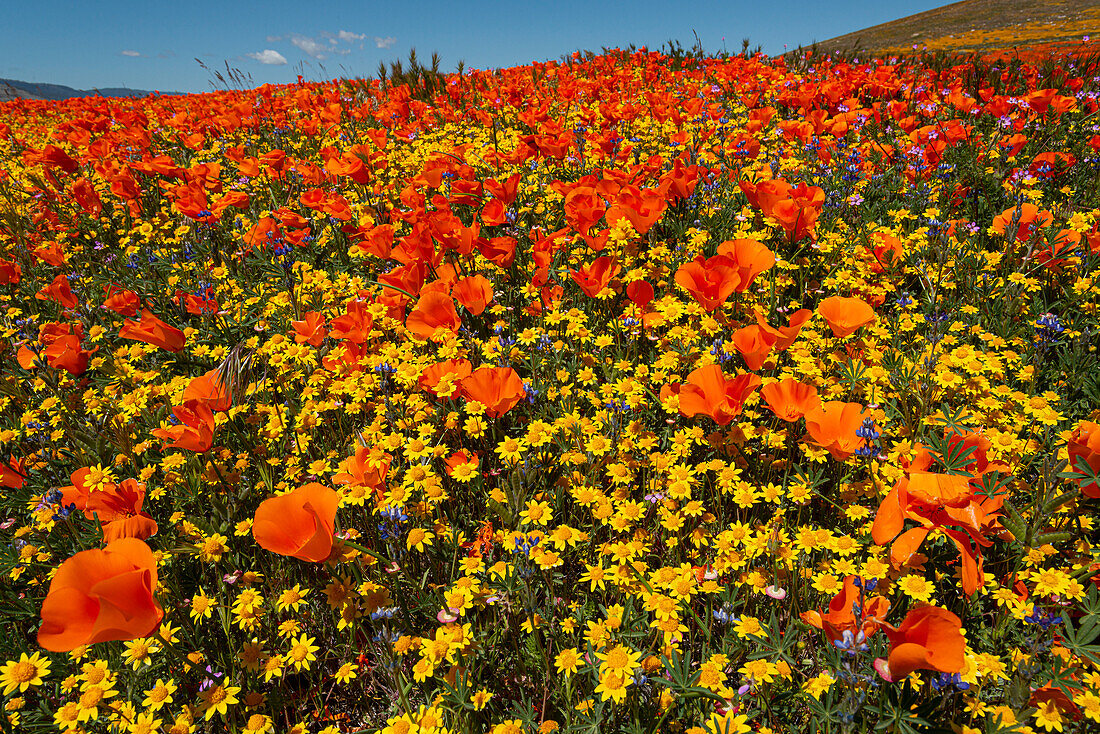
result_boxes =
[756,309,812,351]
[35,274,78,309]
[406,291,462,340]
[674,255,741,312]
[817,296,876,338]
[252,483,339,563]
[460,367,526,418]
[660,364,760,426]
[563,185,606,235]
[1,458,25,490]
[290,311,328,346]
[991,203,1054,242]
[328,300,373,343]
[760,380,821,422]
[0,258,21,285]
[871,468,1002,597]
[800,576,890,644]
[445,449,480,478]
[102,285,140,317]
[570,256,620,298]
[716,239,776,292]
[731,325,777,370]
[333,446,391,501]
[84,479,159,543]
[151,400,214,453]
[452,275,494,315]
[182,369,232,412]
[43,334,92,375]
[877,605,965,682]
[804,402,872,460]
[119,310,186,352]
[38,538,164,652]
[419,359,473,399]
[1067,420,1100,498]
[626,280,654,307]
[478,236,517,268]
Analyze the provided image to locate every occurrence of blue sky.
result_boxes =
[1,0,946,93]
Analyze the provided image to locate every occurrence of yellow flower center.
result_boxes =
[9,661,36,683]
[79,687,104,708]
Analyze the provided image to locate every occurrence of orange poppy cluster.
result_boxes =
[2,38,1099,734]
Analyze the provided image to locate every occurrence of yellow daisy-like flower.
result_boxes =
[276,584,309,613]
[406,527,434,552]
[705,711,751,734]
[594,669,630,703]
[897,574,935,603]
[491,720,524,734]
[142,678,177,711]
[333,662,358,684]
[198,684,240,721]
[1032,699,1065,732]
[0,653,50,695]
[596,644,642,677]
[471,688,494,710]
[284,634,319,671]
[555,648,582,676]
[520,500,552,526]
[242,713,275,733]
[122,637,160,670]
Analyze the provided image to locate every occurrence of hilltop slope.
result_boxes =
[804,0,1100,56]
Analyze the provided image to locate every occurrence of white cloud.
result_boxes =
[291,34,327,59]
[375,36,397,49]
[337,30,365,42]
[121,50,142,57]
[246,49,288,65]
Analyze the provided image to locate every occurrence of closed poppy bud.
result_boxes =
[877,605,965,682]
[626,280,654,307]
[38,538,164,652]
[252,483,339,562]
[817,296,876,338]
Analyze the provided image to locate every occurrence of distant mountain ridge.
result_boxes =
[0,78,179,102]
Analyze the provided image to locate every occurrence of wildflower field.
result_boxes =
[2,43,1100,734]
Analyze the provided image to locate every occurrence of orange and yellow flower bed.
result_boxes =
[2,45,1100,733]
